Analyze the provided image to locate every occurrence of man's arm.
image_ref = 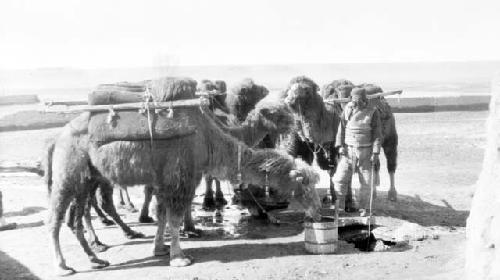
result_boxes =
[371,109,382,154]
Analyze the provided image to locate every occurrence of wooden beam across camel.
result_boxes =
[324,90,403,104]
[44,97,210,113]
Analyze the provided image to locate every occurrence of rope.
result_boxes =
[367,156,375,239]
[144,88,155,150]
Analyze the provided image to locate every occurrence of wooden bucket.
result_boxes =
[304,219,338,254]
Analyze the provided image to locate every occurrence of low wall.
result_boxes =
[386,95,490,113]
[0,95,40,106]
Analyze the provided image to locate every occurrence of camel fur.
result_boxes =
[47,77,322,276]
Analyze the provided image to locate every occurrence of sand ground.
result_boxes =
[0,111,487,280]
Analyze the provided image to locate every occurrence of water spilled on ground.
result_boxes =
[184,202,306,241]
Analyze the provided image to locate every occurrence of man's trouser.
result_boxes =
[333,146,375,210]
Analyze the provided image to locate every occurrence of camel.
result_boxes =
[322,80,398,201]
[47,77,321,276]
[283,76,343,208]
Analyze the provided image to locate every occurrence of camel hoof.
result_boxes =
[90,257,110,269]
[99,218,115,226]
[153,244,170,256]
[90,241,110,252]
[125,230,145,239]
[215,196,228,208]
[55,264,76,277]
[139,215,155,224]
[170,255,193,267]
[202,198,216,211]
[388,190,398,202]
[182,228,203,238]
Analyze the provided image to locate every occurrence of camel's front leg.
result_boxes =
[139,184,155,223]
[202,175,215,210]
[118,187,138,213]
[214,179,227,208]
[167,208,193,267]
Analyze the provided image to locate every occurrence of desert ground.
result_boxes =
[0,110,486,280]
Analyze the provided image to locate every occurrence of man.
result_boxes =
[334,87,382,213]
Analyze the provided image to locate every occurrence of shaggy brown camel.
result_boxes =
[47,78,321,276]
[283,76,343,208]
[322,80,399,201]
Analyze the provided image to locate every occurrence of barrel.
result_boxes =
[304,219,338,254]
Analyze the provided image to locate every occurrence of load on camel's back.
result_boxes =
[47,76,322,276]
[322,80,399,201]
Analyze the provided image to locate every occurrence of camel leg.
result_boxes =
[384,133,398,202]
[181,202,202,238]
[388,172,397,201]
[72,193,109,269]
[167,208,193,267]
[202,175,215,211]
[84,197,110,253]
[214,179,227,208]
[47,187,76,276]
[152,192,169,256]
[118,188,138,213]
[97,185,145,239]
[139,184,155,223]
[90,193,114,226]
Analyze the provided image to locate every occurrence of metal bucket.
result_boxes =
[304,219,338,254]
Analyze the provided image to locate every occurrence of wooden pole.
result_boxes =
[45,98,209,113]
[324,90,403,104]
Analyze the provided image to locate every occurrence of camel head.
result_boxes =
[243,93,295,136]
[240,149,322,221]
[226,78,269,122]
[288,159,322,222]
[283,76,322,114]
[322,79,354,110]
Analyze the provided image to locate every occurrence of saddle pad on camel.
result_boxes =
[88,109,197,143]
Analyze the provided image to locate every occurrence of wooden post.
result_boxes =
[465,75,500,279]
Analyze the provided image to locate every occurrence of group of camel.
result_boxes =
[43,76,398,276]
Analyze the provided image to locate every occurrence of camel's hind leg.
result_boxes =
[84,197,110,252]
[152,191,169,256]
[383,121,398,202]
[72,192,110,269]
[47,187,75,276]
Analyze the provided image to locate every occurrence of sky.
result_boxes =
[1,0,500,69]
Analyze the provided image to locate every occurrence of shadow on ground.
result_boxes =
[81,241,361,273]
[0,250,41,280]
[372,192,469,227]
[4,206,46,217]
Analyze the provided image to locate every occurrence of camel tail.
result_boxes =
[42,139,56,194]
